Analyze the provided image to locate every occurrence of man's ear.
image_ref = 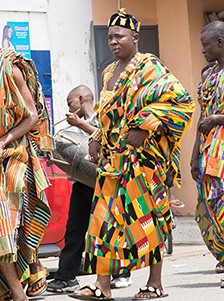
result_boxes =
[218,36,224,47]
[133,33,140,44]
[79,95,84,104]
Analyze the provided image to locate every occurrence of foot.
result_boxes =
[133,286,168,299]
[26,262,47,297]
[2,290,28,301]
[47,278,80,293]
[95,278,112,299]
[0,262,28,301]
[221,278,224,289]
[69,284,112,300]
[10,293,28,301]
[110,277,132,289]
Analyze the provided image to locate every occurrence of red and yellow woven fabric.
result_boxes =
[0,49,53,294]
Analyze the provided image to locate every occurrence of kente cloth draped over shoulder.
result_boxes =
[84,52,195,275]
[0,49,53,291]
[196,67,224,262]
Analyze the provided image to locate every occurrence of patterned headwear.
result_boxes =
[108,8,141,33]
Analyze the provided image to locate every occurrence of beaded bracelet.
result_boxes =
[88,129,102,145]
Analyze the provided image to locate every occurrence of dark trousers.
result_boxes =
[55,181,93,281]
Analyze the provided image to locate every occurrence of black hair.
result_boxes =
[201,21,224,39]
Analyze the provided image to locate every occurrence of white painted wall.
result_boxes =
[0,0,96,128]
[47,0,96,127]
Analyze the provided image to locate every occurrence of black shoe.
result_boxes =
[47,278,80,293]
[110,277,133,289]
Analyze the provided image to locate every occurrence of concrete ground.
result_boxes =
[35,244,224,301]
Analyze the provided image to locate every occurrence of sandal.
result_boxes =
[221,279,224,289]
[133,286,168,300]
[215,261,224,274]
[68,284,114,300]
[26,269,47,297]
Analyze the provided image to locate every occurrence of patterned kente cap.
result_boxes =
[108,8,141,33]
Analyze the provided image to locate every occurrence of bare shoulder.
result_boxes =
[12,65,34,106]
[13,65,26,88]
[13,65,23,78]
[201,68,210,83]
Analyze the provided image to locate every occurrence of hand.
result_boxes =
[190,158,201,182]
[66,113,81,127]
[121,129,148,148]
[88,140,101,164]
[198,115,216,136]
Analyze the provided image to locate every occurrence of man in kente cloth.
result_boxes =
[69,8,195,300]
[191,21,224,289]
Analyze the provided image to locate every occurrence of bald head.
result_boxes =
[70,85,94,103]
[67,85,94,116]
[201,21,224,40]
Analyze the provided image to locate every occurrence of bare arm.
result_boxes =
[0,65,39,150]
[190,115,202,165]
[201,68,210,83]
[198,114,224,135]
[190,115,202,182]
[66,113,97,135]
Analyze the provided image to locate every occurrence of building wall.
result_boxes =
[0,0,96,128]
[92,0,157,25]
[47,0,96,125]
[155,0,197,215]
[202,0,224,11]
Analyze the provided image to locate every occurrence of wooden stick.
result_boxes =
[52,108,81,127]
[58,133,80,146]
[49,158,70,166]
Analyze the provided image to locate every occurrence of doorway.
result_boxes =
[94,25,159,94]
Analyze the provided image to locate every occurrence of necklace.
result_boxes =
[98,61,119,118]
[98,52,140,119]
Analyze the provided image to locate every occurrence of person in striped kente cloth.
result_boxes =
[191,21,224,289]
[0,49,53,301]
[69,8,195,300]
